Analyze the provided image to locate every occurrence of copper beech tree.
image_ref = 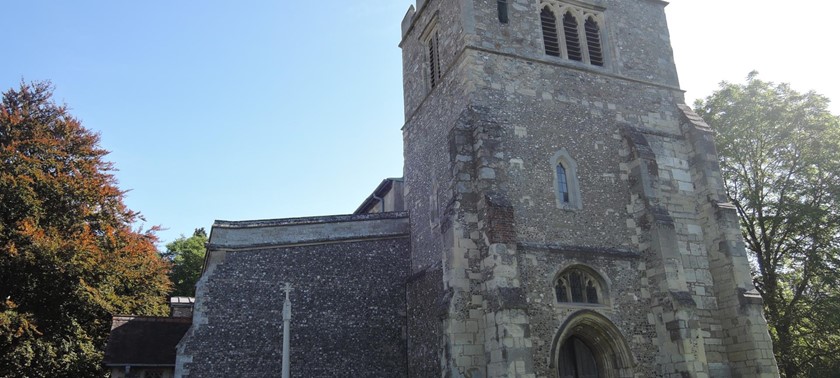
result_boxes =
[0,82,171,377]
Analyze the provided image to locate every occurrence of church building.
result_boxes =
[174,0,780,377]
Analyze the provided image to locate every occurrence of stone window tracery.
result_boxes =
[555,267,604,305]
[539,1,605,66]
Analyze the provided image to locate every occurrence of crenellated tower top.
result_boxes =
[399,0,680,120]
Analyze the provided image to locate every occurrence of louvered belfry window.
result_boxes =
[585,17,603,66]
[539,1,605,66]
[427,30,442,88]
[498,0,509,24]
[541,7,560,57]
[562,12,582,61]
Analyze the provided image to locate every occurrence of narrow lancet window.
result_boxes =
[562,12,582,61]
[556,164,570,203]
[541,7,560,57]
[585,17,603,66]
[551,149,581,209]
[498,0,509,24]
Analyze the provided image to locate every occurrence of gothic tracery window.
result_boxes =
[555,267,604,305]
[539,1,605,66]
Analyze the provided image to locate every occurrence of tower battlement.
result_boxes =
[399,0,681,121]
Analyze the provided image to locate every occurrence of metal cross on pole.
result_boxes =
[281,283,292,378]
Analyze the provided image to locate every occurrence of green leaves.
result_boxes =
[0,82,172,377]
[696,73,840,377]
[163,228,208,297]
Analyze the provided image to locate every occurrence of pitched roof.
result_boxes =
[103,316,192,367]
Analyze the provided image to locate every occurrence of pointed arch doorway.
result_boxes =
[558,336,599,378]
[551,311,635,378]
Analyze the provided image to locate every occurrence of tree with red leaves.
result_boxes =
[0,82,171,377]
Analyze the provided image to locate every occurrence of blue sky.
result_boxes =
[2,0,838,246]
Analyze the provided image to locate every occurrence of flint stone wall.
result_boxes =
[176,213,411,378]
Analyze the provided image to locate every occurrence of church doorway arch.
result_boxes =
[550,310,635,378]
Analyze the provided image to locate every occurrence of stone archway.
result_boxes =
[550,310,635,378]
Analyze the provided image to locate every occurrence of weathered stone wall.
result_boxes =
[176,214,410,378]
[400,0,777,377]
[401,2,480,374]
[401,0,476,119]
[406,263,445,377]
[466,0,680,88]
[518,246,656,377]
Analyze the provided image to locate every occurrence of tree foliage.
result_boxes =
[163,228,208,297]
[695,72,840,377]
[0,82,172,377]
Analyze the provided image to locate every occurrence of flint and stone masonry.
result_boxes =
[175,0,779,377]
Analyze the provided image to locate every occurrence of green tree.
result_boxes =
[163,228,208,297]
[0,82,172,377]
[695,72,840,377]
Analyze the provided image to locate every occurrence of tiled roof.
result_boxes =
[103,316,192,366]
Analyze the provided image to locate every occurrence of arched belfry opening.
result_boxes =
[551,311,635,378]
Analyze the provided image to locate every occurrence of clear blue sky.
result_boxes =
[2,0,838,247]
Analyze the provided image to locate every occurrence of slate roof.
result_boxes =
[103,316,192,367]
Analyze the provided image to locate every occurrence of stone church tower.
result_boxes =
[399,0,778,377]
[171,1,780,377]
